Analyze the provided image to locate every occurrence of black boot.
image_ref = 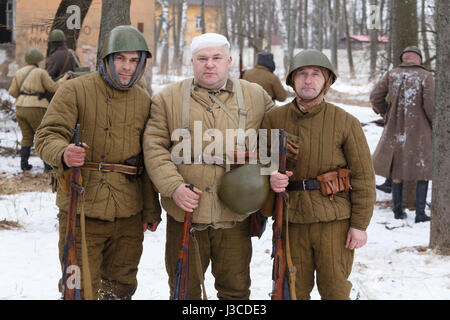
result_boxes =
[415,181,430,223]
[20,147,33,171]
[392,182,407,219]
[376,177,392,193]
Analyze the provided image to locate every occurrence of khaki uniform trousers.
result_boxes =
[165,214,252,300]
[58,211,144,299]
[287,219,354,300]
[16,106,46,147]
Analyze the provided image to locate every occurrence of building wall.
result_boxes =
[155,3,221,47]
[12,0,154,73]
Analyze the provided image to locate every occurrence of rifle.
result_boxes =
[61,123,84,300]
[173,184,195,300]
[271,129,291,300]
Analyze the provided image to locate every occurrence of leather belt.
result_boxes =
[82,161,143,175]
[286,179,320,191]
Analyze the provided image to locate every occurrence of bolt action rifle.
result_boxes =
[271,129,291,300]
[61,123,84,300]
[173,184,195,300]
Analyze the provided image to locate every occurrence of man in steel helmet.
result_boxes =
[143,33,274,299]
[35,25,161,300]
[263,49,376,299]
[370,46,434,223]
[46,29,80,80]
[8,48,66,172]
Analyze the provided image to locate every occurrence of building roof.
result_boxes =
[349,34,389,43]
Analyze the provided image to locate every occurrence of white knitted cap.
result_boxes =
[190,33,230,55]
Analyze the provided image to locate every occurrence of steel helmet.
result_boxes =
[286,49,337,87]
[101,25,152,59]
[25,48,44,64]
[400,46,422,62]
[49,29,66,42]
[218,164,270,215]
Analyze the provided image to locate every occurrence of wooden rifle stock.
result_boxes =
[61,124,84,300]
[174,184,195,300]
[271,129,290,300]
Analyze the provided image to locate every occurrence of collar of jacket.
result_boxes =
[96,71,133,98]
[255,64,273,73]
[290,98,326,119]
[191,77,235,108]
[399,62,428,71]
[193,77,234,93]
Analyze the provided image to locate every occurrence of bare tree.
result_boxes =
[343,0,355,77]
[200,0,206,33]
[420,0,431,69]
[171,0,188,75]
[96,0,131,68]
[369,0,378,80]
[48,0,93,55]
[330,0,340,71]
[391,0,418,67]
[430,0,450,255]
[158,0,170,75]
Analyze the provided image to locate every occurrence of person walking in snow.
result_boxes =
[370,46,434,223]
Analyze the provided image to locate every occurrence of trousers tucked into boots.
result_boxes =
[20,146,32,171]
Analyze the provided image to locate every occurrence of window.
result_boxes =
[195,16,202,30]
[6,0,13,30]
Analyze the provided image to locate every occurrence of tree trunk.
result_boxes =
[303,0,308,49]
[200,0,206,34]
[96,0,131,68]
[264,0,274,51]
[274,0,289,75]
[343,0,355,77]
[369,0,378,80]
[220,0,229,39]
[391,0,418,67]
[158,0,170,75]
[331,0,339,72]
[421,0,431,69]
[48,0,93,55]
[430,0,450,255]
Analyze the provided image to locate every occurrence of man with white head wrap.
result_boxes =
[143,33,275,299]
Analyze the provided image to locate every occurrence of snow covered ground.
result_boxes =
[0,77,449,300]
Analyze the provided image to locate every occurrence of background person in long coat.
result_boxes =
[370,46,434,223]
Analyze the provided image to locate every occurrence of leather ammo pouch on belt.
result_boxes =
[316,168,351,200]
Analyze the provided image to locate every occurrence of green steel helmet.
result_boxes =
[218,164,270,215]
[49,29,66,42]
[101,25,152,59]
[400,45,422,62]
[25,48,44,64]
[286,49,337,87]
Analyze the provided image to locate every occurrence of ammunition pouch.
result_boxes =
[316,168,351,200]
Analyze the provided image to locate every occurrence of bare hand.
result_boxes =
[143,221,160,232]
[270,170,294,193]
[172,183,203,212]
[345,227,367,250]
[63,143,89,167]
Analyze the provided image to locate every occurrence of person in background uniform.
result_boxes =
[35,25,161,300]
[264,49,376,300]
[46,29,80,81]
[143,33,274,300]
[370,46,434,223]
[242,51,287,102]
[8,48,66,172]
